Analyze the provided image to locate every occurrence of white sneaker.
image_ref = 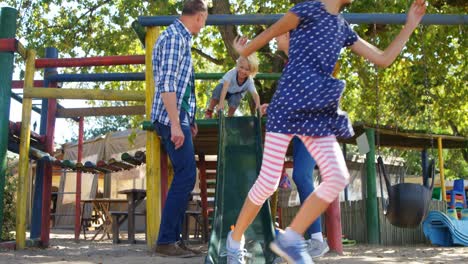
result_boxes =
[225,231,248,264]
[306,239,329,258]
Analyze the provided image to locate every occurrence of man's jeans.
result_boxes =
[154,110,197,244]
[292,137,321,236]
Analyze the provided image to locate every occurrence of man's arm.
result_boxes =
[161,93,184,149]
[156,35,185,149]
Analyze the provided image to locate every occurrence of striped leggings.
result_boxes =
[248,132,350,206]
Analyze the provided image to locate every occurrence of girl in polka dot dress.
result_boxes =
[225,0,427,263]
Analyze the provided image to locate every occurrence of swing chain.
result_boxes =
[373,23,387,211]
[419,24,435,158]
[374,23,381,157]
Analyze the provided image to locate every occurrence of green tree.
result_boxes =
[3,0,466,177]
[1,157,17,241]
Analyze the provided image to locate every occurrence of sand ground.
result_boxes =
[0,230,467,264]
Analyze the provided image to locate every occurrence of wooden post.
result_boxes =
[0,7,18,236]
[145,26,160,250]
[365,128,380,244]
[40,62,59,246]
[16,49,36,249]
[74,117,84,242]
[23,87,145,101]
[325,198,343,254]
[31,47,58,240]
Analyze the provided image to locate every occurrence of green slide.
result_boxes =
[205,114,275,264]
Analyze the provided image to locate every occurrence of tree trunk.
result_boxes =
[212,0,239,61]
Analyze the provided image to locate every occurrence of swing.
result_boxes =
[373,23,436,228]
[378,157,435,228]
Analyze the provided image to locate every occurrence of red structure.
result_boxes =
[35,55,145,68]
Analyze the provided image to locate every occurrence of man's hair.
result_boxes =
[182,0,208,15]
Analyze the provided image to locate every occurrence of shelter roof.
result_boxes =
[194,119,467,155]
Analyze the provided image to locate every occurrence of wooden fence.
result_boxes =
[280,199,446,245]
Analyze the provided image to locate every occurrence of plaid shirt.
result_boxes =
[151,19,196,126]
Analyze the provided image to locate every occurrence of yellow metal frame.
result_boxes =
[16,49,36,249]
[437,137,446,202]
[145,26,161,250]
[15,40,27,59]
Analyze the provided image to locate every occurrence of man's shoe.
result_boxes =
[307,239,329,258]
[154,242,196,258]
[178,240,204,255]
[270,231,314,264]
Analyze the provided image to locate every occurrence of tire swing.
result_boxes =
[373,24,435,228]
[378,157,435,228]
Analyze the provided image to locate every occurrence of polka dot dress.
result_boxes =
[267,1,358,138]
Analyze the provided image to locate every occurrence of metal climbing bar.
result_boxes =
[0,38,26,59]
[11,80,44,88]
[45,72,282,82]
[35,55,145,68]
[138,14,468,27]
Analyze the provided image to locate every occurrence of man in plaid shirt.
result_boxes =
[152,0,207,257]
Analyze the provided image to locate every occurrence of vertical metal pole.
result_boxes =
[421,148,428,187]
[325,199,343,254]
[31,47,58,239]
[0,7,18,236]
[365,128,380,244]
[324,63,345,253]
[437,138,446,202]
[104,173,111,198]
[343,144,349,202]
[145,26,161,250]
[40,48,59,247]
[16,49,36,249]
[74,117,84,242]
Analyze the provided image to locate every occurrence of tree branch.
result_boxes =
[212,0,239,61]
[448,120,467,163]
[47,0,112,31]
[191,47,224,65]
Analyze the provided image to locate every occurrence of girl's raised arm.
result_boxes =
[350,0,426,68]
[234,12,299,57]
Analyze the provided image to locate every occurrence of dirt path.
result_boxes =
[0,231,467,263]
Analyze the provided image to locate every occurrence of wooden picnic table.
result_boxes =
[117,189,147,243]
[81,198,127,241]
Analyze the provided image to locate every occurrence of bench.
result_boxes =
[111,211,146,244]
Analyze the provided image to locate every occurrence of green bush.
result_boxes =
[1,157,17,241]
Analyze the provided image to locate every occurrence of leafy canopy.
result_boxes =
[3,0,466,178]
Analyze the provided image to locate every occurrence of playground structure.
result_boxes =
[0,6,467,258]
